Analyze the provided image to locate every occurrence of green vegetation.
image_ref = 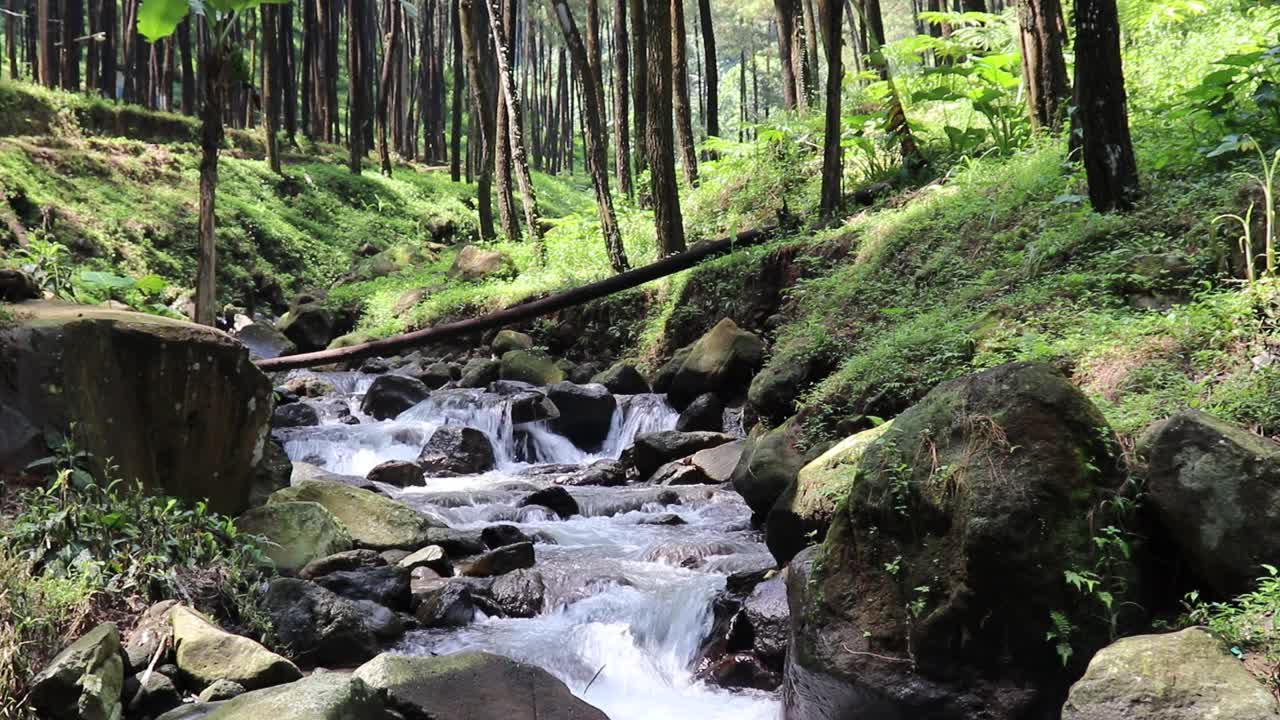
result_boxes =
[0,437,274,715]
[1185,566,1280,691]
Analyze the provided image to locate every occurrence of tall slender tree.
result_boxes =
[818,0,842,219]
[696,0,717,141]
[376,0,402,176]
[611,0,633,197]
[450,0,464,181]
[347,0,367,174]
[670,0,697,186]
[550,0,629,271]
[486,0,543,252]
[628,0,647,176]
[1073,0,1138,211]
[1019,0,1070,131]
[262,3,282,173]
[459,0,497,239]
[646,0,686,254]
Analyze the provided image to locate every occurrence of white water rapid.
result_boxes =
[275,370,782,720]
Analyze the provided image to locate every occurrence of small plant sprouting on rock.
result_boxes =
[1046,610,1076,667]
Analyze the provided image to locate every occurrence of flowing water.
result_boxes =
[276,370,781,720]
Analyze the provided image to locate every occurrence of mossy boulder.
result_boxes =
[353,651,609,720]
[665,318,765,410]
[277,303,333,352]
[269,480,440,550]
[236,501,353,573]
[0,301,272,515]
[591,362,650,395]
[491,329,533,355]
[155,672,390,720]
[784,362,1127,720]
[1139,409,1280,597]
[234,322,296,360]
[500,349,564,386]
[748,355,821,424]
[31,622,124,720]
[730,418,819,522]
[451,245,516,282]
[766,421,892,564]
[171,607,301,691]
[1062,628,1279,719]
[327,331,376,350]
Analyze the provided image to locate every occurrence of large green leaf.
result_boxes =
[137,0,191,42]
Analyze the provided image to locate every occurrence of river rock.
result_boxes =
[665,318,765,410]
[235,322,297,360]
[414,580,479,627]
[0,302,273,514]
[278,375,334,398]
[248,437,293,508]
[412,361,456,390]
[124,601,179,671]
[264,578,386,666]
[269,480,439,550]
[500,349,565,386]
[546,382,617,450]
[128,670,182,717]
[461,542,536,577]
[766,422,892,564]
[459,358,501,388]
[1139,409,1280,597]
[451,245,516,281]
[313,565,411,610]
[509,390,560,424]
[730,419,813,521]
[748,357,820,424]
[676,393,725,432]
[278,302,334,352]
[353,651,609,720]
[653,345,693,395]
[360,374,430,420]
[629,430,737,479]
[425,527,488,556]
[1062,627,1279,719]
[486,569,546,618]
[31,622,124,720]
[492,329,534,355]
[481,524,532,549]
[784,362,1128,720]
[0,268,40,301]
[560,459,627,487]
[691,440,745,483]
[290,461,378,492]
[591,362,651,395]
[300,549,386,580]
[519,486,579,518]
[155,671,390,720]
[366,460,426,487]
[418,426,497,476]
[197,679,246,702]
[236,501,353,573]
[171,607,300,691]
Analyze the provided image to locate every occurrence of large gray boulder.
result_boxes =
[236,501,353,573]
[31,622,124,720]
[361,374,430,420]
[418,426,496,476]
[155,672,392,720]
[451,245,516,282]
[547,383,617,451]
[171,607,300,691]
[730,419,816,521]
[629,430,737,479]
[784,363,1129,720]
[664,318,765,410]
[264,578,396,667]
[500,349,565,386]
[1140,409,1280,597]
[0,302,273,515]
[268,480,439,550]
[353,652,610,720]
[491,329,533,355]
[591,362,650,395]
[278,303,334,353]
[1062,628,1279,719]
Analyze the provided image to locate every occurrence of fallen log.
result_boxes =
[256,223,781,372]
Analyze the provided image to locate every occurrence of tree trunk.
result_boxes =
[773,0,803,110]
[801,0,819,103]
[262,4,282,174]
[628,0,647,176]
[37,0,51,86]
[611,0,633,197]
[376,0,401,176]
[196,35,227,327]
[459,0,496,239]
[1073,0,1138,212]
[489,0,544,252]
[584,0,606,160]
[646,0,686,254]
[450,0,464,181]
[697,0,717,140]
[1019,0,1070,131]
[177,17,194,111]
[851,0,924,170]
[281,2,298,142]
[6,0,17,80]
[100,0,116,95]
[670,0,697,186]
[818,0,842,219]
[347,0,364,173]
[61,0,82,90]
[550,0,629,272]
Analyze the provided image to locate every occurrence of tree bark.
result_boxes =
[37,0,51,86]
[262,4,282,174]
[646,0,686,255]
[99,0,116,95]
[551,0,629,272]
[1019,0,1070,131]
[670,0,697,186]
[818,0,842,219]
[459,0,496,239]
[196,36,227,327]
[773,0,805,110]
[450,0,464,181]
[697,0,717,140]
[376,0,401,176]
[487,0,544,253]
[628,0,647,176]
[801,0,819,103]
[6,0,17,80]
[258,223,780,371]
[347,0,365,173]
[611,0,633,197]
[1073,0,1138,212]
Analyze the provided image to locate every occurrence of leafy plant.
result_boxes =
[1046,610,1076,667]
[1185,44,1280,156]
[1184,565,1280,690]
[10,234,72,296]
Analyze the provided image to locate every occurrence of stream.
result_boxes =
[274,369,782,720]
